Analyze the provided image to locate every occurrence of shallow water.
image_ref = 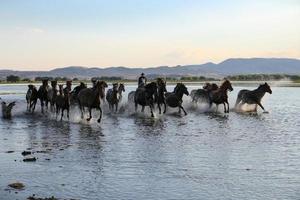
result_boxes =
[0,84,299,200]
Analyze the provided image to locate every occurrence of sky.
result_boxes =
[0,0,299,70]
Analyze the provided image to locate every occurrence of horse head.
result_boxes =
[176,83,189,96]
[96,81,108,99]
[157,78,167,92]
[51,80,57,88]
[220,79,233,91]
[42,79,49,87]
[119,83,125,93]
[261,82,272,94]
[58,84,64,95]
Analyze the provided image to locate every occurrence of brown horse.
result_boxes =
[106,83,125,112]
[209,79,233,113]
[77,81,108,123]
[235,82,272,112]
[55,85,70,120]
[70,82,87,105]
[165,83,189,115]
[156,78,167,114]
[26,84,39,113]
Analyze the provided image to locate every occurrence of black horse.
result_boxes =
[26,84,39,113]
[156,78,167,114]
[134,82,158,117]
[165,83,189,115]
[235,82,272,112]
[37,80,49,113]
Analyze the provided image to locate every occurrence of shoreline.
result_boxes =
[1,80,300,87]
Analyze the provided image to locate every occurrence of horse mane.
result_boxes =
[219,79,231,90]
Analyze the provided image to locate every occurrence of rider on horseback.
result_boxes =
[138,73,147,88]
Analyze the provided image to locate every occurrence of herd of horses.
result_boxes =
[25,78,272,123]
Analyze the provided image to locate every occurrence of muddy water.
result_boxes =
[0,84,299,200]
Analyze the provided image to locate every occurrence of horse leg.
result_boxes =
[87,108,92,121]
[180,105,187,115]
[215,104,219,112]
[223,102,227,113]
[115,103,118,113]
[163,102,166,114]
[97,107,102,123]
[150,105,154,117]
[135,102,138,112]
[67,106,69,120]
[158,103,161,114]
[79,102,84,119]
[56,106,59,119]
[226,101,230,113]
[257,102,265,111]
[141,106,145,112]
[61,108,64,121]
[40,100,44,113]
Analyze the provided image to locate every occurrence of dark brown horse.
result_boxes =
[134,82,158,117]
[55,85,70,120]
[235,82,272,112]
[37,80,49,113]
[156,78,167,114]
[165,83,189,115]
[26,84,38,113]
[106,83,125,112]
[70,82,87,105]
[209,79,233,113]
[77,81,108,123]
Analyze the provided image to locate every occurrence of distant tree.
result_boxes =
[6,75,20,82]
[73,77,79,81]
[22,78,31,82]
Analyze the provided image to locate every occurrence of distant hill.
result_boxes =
[1,58,300,79]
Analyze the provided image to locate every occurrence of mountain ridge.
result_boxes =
[1,58,300,79]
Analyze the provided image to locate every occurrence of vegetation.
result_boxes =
[6,75,20,82]
[226,74,300,82]
[180,76,218,81]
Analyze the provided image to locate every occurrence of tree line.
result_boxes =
[2,74,300,83]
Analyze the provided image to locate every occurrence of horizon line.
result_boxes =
[1,57,300,72]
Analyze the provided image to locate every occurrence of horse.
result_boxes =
[70,82,87,105]
[55,85,70,120]
[26,84,38,113]
[134,82,158,117]
[156,78,167,114]
[128,91,135,103]
[106,83,125,112]
[1,98,16,119]
[165,83,189,115]
[235,82,272,112]
[209,79,233,113]
[77,81,108,123]
[190,83,218,103]
[37,80,49,113]
[47,80,58,112]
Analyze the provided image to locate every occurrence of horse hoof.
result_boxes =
[97,119,101,123]
[87,118,91,121]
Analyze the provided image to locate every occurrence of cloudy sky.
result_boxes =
[0,0,299,70]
